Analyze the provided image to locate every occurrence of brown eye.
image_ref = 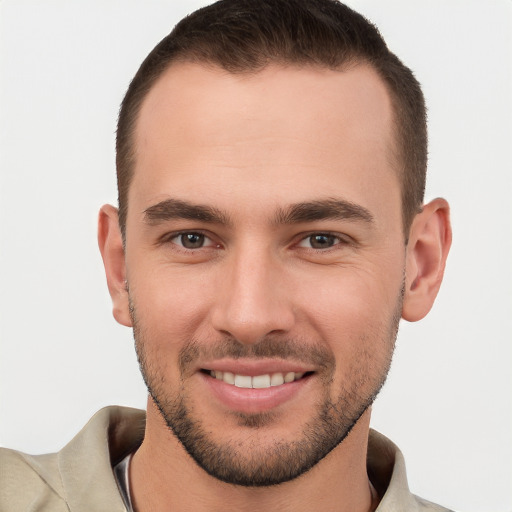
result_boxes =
[306,234,337,249]
[177,233,205,249]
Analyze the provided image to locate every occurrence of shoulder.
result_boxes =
[412,494,454,511]
[0,447,67,511]
[0,406,145,511]
[368,430,454,512]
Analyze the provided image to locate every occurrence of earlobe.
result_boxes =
[402,198,452,322]
[97,204,132,327]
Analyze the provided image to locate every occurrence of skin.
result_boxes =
[99,62,451,511]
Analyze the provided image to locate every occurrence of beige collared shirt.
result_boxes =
[0,406,452,511]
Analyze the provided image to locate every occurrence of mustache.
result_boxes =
[178,335,335,377]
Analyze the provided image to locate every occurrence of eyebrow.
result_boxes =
[274,198,374,225]
[143,197,373,227]
[143,199,231,225]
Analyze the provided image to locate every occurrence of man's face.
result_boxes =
[124,62,405,485]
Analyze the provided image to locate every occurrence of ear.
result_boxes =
[97,204,132,327]
[402,198,452,322]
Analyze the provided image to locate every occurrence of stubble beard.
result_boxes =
[130,292,401,487]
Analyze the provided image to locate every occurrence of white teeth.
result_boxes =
[209,370,306,388]
[284,372,295,383]
[252,374,271,389]
[270,373,284,386]
[223,371,235,385]
[234,374,252,388]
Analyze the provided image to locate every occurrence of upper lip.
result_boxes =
[198,358,314,376]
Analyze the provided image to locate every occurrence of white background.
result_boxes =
[0,2,510,511]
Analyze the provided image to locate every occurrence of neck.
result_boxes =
[130,400,377,512]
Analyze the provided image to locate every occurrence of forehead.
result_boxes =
[131,62,399,222]
[136,61,395,153]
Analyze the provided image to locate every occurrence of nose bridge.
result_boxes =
[211,241,294,344]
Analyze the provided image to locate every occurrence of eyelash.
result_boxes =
[160,230,351,252]
[160,231,218,250]
[296,232,350,250]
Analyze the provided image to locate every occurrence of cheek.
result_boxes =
[298,265,402,329]
[293,264,402,376]
[130,262,217,337]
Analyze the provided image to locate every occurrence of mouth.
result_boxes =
[197,360,316,413]
[201,369,312,389]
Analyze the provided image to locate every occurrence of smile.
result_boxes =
[200,366,314,413]
[207,370,307,389]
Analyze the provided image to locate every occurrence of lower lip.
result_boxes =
[201,373,313,414]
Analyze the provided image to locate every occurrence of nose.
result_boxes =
[210,247,295,345]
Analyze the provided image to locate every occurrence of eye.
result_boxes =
[171,232,213,249]
[298,233,343,249]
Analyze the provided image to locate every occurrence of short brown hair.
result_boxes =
[116,0,427,238]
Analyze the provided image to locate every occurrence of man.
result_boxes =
[0,0,453,510]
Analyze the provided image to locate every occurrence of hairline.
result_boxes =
[120,57,414,242]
